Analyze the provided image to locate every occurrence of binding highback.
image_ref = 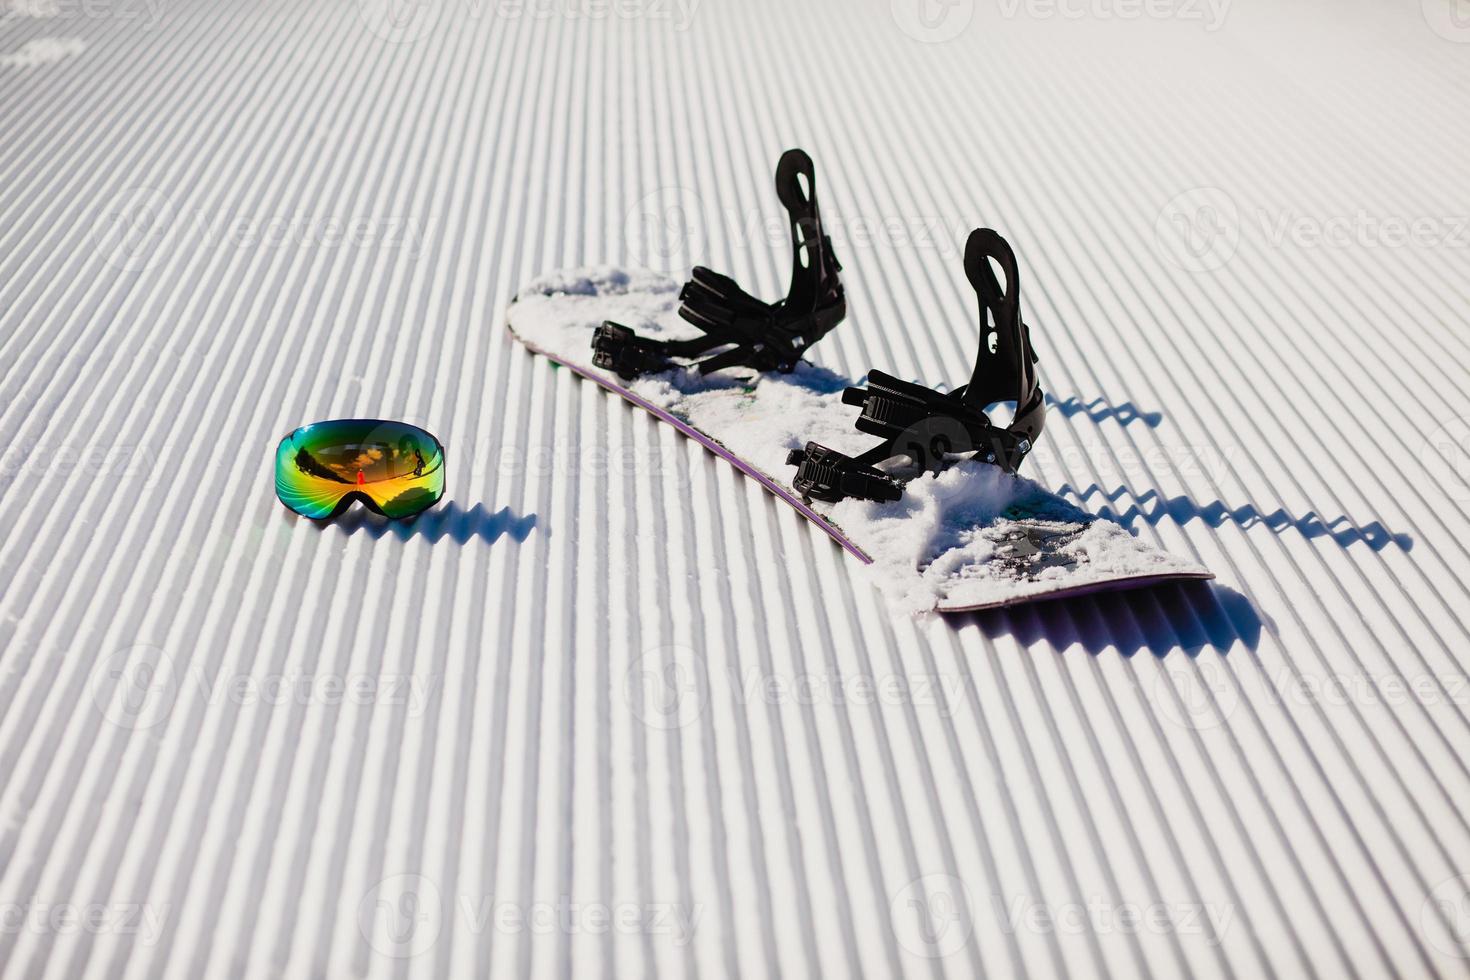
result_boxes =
[592,148,846,380]
[959,229,1045,445]
[773,148,842,323]
[786,228,1046,504]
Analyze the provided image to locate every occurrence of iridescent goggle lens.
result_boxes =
[275,419,445,520]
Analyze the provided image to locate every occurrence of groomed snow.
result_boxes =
[4,1,1470,976]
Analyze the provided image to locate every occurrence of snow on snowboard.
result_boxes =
[506,267,1210,614]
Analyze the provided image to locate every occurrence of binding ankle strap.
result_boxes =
[592,148,845,381]
[789,229,1045,504]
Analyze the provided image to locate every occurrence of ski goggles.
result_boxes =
[275,419,445,520]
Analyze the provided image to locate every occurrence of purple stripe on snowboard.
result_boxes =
[512,331,874,564]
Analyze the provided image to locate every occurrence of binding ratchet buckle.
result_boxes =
[788,228,1046,504]
[591,148,845,381]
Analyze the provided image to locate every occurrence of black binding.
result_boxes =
[592,148,845,380]
[787,228,1045,503]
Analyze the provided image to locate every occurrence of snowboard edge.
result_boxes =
[509,321,875,565]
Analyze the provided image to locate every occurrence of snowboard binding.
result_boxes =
[787,228,1046,504]
[591,148,846,381]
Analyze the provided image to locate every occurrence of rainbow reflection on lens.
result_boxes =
[274,419,445,520]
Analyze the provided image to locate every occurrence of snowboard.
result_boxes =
[506,267,1212,613]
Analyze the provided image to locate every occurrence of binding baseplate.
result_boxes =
[591,148,845,380]
[787,228,1046,503]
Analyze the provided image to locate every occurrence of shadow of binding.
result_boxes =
[1046,394,1163,428]
[303,500,539,545]
[1061,484,1412,553]
[951,580,1267,657]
